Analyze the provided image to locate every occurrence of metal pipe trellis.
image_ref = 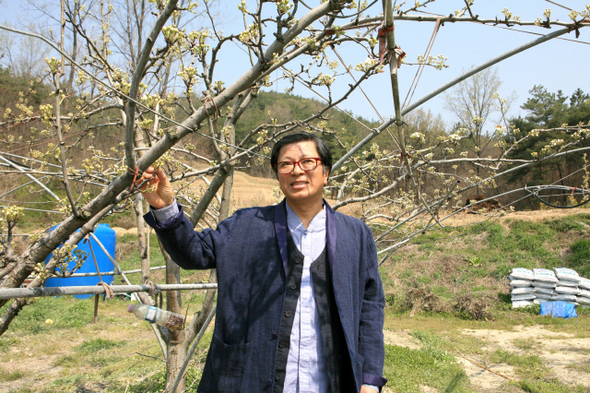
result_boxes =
[49,265,166,278]
[0,283,218,300]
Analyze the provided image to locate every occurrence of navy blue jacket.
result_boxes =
[144,200,386,392]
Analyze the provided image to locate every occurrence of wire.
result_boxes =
[486,23,590,46]
[402,16,442,110]
[544,0,574,11]
[525,185,590,208]
[376,191,532,267]
[413,9,590,46]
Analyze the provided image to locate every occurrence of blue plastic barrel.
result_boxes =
[44,223,116,299]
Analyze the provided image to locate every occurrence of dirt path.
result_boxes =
[461,326,590,390]
[383,325,590,392]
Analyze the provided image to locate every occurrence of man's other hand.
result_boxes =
[361,385,379,393]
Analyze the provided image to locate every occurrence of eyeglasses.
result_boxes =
[275,157,322,174]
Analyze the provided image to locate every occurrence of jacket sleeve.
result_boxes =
[359,225,388,388]
[143,202,235,270]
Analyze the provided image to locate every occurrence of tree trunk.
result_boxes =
[165,250,186,393]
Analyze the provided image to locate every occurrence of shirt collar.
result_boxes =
[285,201,326,233]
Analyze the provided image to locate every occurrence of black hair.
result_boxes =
[270,132,333,176]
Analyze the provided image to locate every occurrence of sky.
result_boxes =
[387,0,590,127]
[0,0,588,131]
[301,0,589,128]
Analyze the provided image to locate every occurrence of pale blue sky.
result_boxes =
[0,0,588,130]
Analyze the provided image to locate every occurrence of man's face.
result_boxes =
[276,141,329,206]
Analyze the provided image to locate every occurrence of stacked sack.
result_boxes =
[552,267,581,304]
[509,267,590,308]
[578,277,590,307]
[509,268,535,308]
[532,268,558,304]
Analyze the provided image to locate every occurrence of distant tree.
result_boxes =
[404,108,447,148]
[520,85,568,126]
[568,88,590,124]
[505,86,590,201]
[443,67,515,193]
[443,67,508,157]
[0,23,50,78]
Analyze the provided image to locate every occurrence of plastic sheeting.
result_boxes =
[540,301,577,319]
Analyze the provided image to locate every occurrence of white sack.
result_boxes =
[512,300,535,308]
[511,287,535,295]
[533,268,558,283]
[535,294,553,301]
[551,294,578,302]
[578,277,590,290]
[555,286,581,295]
[511,293,536,301]
[510,268,534,281]
[532,281,557,289]
[509,279,533,288]
[553,267,580,282]
[556,279,579,288]
[534,287,556,296]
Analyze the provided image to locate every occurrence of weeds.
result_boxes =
[126,367,202,393]
[0,368,24,382]
[489,348,544,370]
[567,239,590,277]
[0,336,16,352]
[78,338,126,353]
[567,359,590,373]
[513,338,538,351]
[454,295,493,321]
[518,378,589,393]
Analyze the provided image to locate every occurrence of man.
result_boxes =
[141,132,387,392]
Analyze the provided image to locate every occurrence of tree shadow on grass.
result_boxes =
[444,372,467,393]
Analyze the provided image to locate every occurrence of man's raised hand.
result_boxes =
[139,166,175,210]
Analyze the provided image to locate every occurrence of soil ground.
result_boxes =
[383,325,590,392]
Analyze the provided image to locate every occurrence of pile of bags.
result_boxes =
[509,267,590,308]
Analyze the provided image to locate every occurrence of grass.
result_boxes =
[0,295,207,392]
[567,239,590,277]
[0,368,24,382]
[513,338,538,351]
[378,211,590,392]
[489,349,544,372]
[517,379,589,393]
[3,211,590,391]
[384,344,469,393]
[6,296,95,333]
[568,359,590,373]
[384,212,590,315]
